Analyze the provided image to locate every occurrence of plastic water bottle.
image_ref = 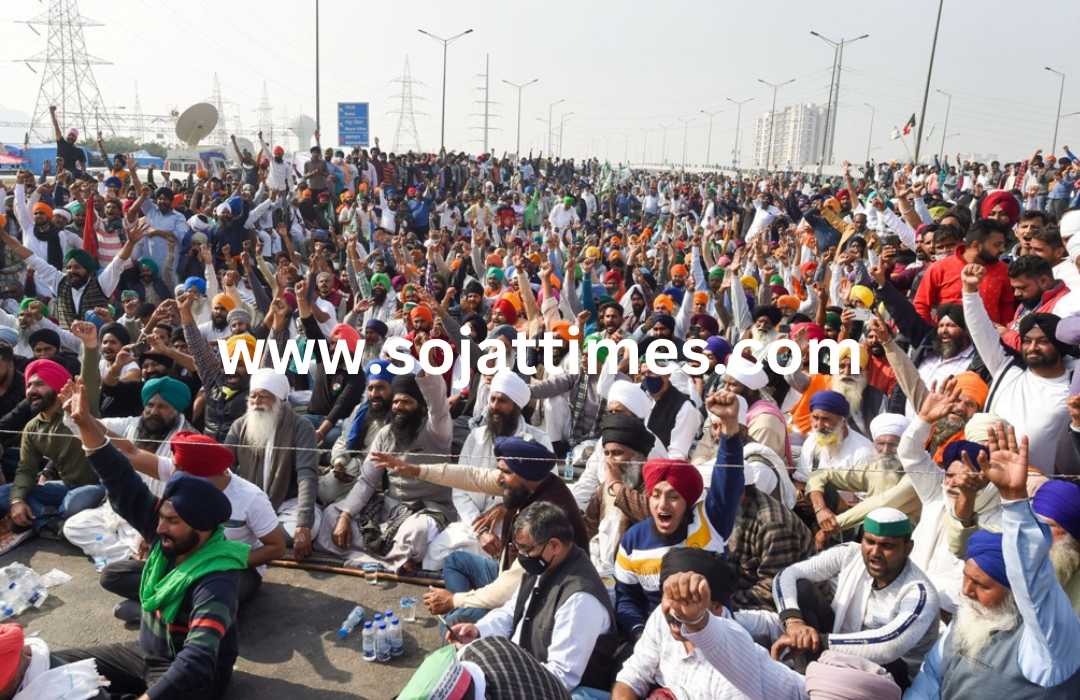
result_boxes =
[361,621,376,661]
[376,623,391,662]
[389,618,404,657]
[92,535,109,573]
[338,606,364,638]
[384,609,395,621]
[373,613,383,627]
[564,452,574,480]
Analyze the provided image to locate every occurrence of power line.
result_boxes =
[389,56,425,154]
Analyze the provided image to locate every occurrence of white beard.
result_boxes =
[1050,535,1080,587]
[245,400,284,448]
[951,594,1020,658]
[832,373,867,416]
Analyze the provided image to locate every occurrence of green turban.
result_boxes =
[825,311,842,330]
[19,298,43,312]
[769,274,784,286]
[487,267,505,282]
[139,258,159,276]
[708,268,725,282]
[563,196,574,205]
[370,273,392,291]
[141,377,192,413]
[64,248,98,274]
[68,203,85,216]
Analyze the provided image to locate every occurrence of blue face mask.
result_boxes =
[642,375,664,395]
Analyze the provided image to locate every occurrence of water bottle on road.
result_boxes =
[361,622,375,661]
[389,618,404,657]
[338,606,364,638]
[376,623,391,661]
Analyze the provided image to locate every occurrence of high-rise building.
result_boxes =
[753,103,828,170]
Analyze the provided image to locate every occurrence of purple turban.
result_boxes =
[1033,480,1080,540]
[809,390,850,418]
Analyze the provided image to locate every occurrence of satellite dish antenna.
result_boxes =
[235,137,256,156]
[175,103,218,149]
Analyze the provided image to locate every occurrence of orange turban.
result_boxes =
[777,295,801,312]
[953,371,989,409]
[410,304,434,325]
[670,264,688,277]
[33,202,53,219]
[653,294,674,314]
[693,292,709,305]
[549,319,576,342]
[212,294,236,311]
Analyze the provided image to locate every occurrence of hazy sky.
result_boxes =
[3,0,1078,165]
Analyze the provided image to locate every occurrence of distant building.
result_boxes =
[753,103,828,170]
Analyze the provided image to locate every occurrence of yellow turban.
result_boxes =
[837,343,869,369]
[224,333,257,361]
[741,276,759,292]
[848,285,874,309]
[212,294,237,312]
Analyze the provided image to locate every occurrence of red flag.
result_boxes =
[902,114,916,136]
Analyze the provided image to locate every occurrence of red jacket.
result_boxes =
[1003,281,1072,350]
[913,245,1014,325]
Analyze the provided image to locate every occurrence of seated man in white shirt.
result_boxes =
[447,502,617,700]
[793,390,876,485]
[614,547,807,700]
[767,507,940,690]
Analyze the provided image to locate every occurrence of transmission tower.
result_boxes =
[472,54,501,152]
[257,82,275,145]
[132,82,144,143]
[21,0,114,143]
[389,56,425,154]
[205,73,228,146]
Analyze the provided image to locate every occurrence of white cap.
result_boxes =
[870,413,910,440]
[608,380,652,420]
[724,356,769,391]
[489,369,531,409]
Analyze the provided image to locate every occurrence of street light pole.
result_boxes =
[810,31,869,167]
[864,102,875,163]
[1047,67,1066,154]
[677,117,693,168]
[418,28,474,151]
[315,0,320,133]
[641,128,652,163]
[501,78,538,155]
[727,97,754,169]
[545,99,565,155]
[659,124,671,165]
[558,112,573,159]
[914,0,944,163]
[935,89,952,159]
[623,132,631,163]
[758,78,794,170]
[700,109,723,166]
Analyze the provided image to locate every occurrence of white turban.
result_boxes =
[724,356,768,391]
[489,370,530,409]
[215,202,231,217]
[608,380,652,420]
[54,208,72,223]
[1067,230,1080,263]
[870,413,910,440]
[964,413,1010,446]
[1060,210,1080,240]
[250,367,290,401]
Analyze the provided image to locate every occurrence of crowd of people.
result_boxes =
[0,105,1076,699]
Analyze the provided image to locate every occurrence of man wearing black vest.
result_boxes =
[448,501,617,698]
[0,221,143,329]
[640,359,700,461]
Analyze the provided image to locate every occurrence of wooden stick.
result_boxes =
[269,559,444,588]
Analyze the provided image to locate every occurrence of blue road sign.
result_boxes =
[338,102,369,147]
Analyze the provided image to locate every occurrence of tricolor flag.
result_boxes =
[902,114,916,136]
[890,127,901,141]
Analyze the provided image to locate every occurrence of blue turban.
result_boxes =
[1033,480,1080,540]
[227,196,244,217]
[141,376,192,413]
[653,314,676,332]
[365,319,388,338]
[160,473,233,532]
[809,390,850,417]
[184,277,207,296]
[494,437,556,481]
[84,310,105,330]
[104,176,123,189]
[966,529,1009,588]
[663,286,685,307]
[0,328,17,346]
[365,359,393,384]
[941,440,989,470]
[705,336,733,364]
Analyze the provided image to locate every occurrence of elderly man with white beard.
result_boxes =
[792,390,876,488]
[572,380,668,511]
[896,379,1003,616]
[226,368,320,559]
[808,413,917,549]
[906,425,1080,699]
[830,345,889,441]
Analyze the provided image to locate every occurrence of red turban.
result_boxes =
[410,304,434,325]
[170,431,235,477]
[25,358,70,394]
[604,270,623,286]
[980,191,1020,227]
[493,298,518,325]
[643,458,703,506]
[330,323,362,353]
[0,623,23,689]
[800,262,819,274]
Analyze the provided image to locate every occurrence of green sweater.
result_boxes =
[13,409,99,502]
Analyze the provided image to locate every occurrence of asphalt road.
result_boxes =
[0,538,442,699]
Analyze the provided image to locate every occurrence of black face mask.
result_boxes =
[516,541,551,576]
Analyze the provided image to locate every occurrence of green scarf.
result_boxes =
[140,527,250,625]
